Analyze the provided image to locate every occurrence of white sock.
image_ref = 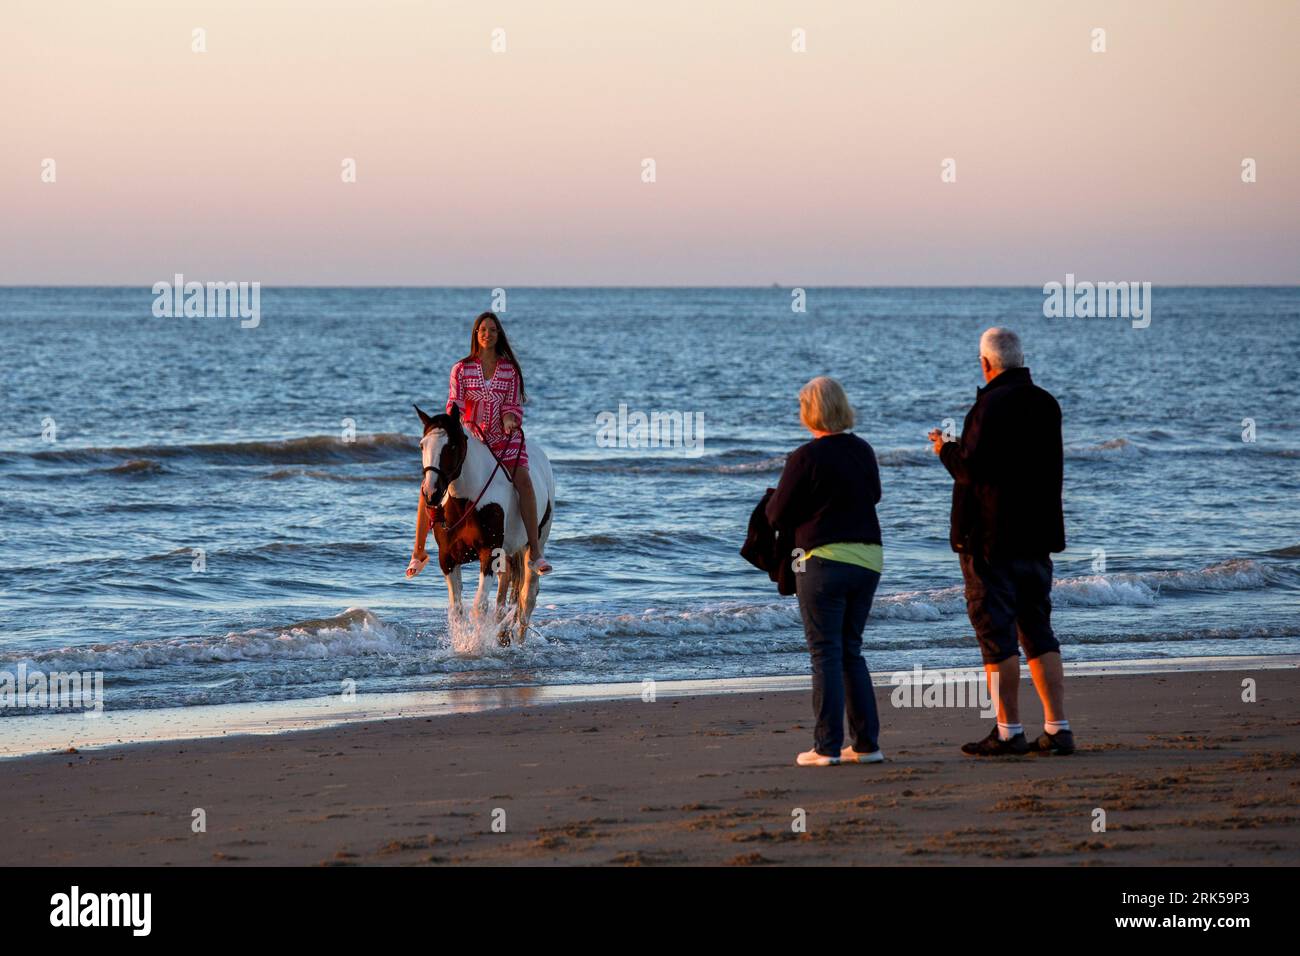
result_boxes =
[1044,719,1070,735]
[997,722,1023,741]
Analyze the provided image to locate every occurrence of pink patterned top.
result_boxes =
[446,357,528,467]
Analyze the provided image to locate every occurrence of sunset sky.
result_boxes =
[3,0,1296,284]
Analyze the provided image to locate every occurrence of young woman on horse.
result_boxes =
[407,311,552,578]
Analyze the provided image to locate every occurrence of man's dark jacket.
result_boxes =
[940,366,1065,559]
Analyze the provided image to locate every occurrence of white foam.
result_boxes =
[446,607,520,657]
[2,607,408,672]
[0,561,1274,673]
[535,559,1272,639]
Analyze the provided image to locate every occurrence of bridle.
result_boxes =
[421,462,449,509]
[420,433,457,510]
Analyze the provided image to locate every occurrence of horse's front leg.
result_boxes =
[471,565,492,620]
[444,565,464,622]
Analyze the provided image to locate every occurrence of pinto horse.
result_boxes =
[413,403,554,645]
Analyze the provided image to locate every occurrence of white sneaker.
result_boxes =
[796,748,841,767]
[840,746,885,764]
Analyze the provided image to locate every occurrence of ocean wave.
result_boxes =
[3,540,387,576]
[1064,438,1299,460]
[535,438,1300,474]
[555,533,620,547]
[876,448,933,467]
[712,456,788,474]
[553,529,724,550]
[557,453,786,476]
[535,556,1268,639]
[1068,623,1300,646]
[1140,559,1271,592]
[554,448,934,474]
[533,600,801,641]
[262,468,409,483]
[0,560,1276,674]
[21,433,417,467]
[99,501,189,514]
[90,458,169,477]
[0,607,409,673]
[143,540,386,564]
[6,608,1296,714]
[1067,437,1145,459]
[538,559,1273,637]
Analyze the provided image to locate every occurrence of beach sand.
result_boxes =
[2,668,1296,866]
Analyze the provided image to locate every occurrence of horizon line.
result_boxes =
[3,283,1298,291]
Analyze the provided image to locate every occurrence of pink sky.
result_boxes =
[3,0,1296,284]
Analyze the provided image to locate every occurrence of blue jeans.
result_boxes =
[795,556,882,756]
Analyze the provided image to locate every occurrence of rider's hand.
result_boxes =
[502,414,519,434]
[928,429,945,455]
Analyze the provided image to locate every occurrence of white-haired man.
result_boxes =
[929,328,1074,756]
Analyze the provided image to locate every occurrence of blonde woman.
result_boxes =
[766,377,885,766]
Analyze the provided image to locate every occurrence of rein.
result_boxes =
[477,424,524,484]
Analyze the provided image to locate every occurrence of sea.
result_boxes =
[1,286,1297,724]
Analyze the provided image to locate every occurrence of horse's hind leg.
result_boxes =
[516,555,540,645]
[494,560,514,646]
[495,553,525,646]
[494,563,510,616]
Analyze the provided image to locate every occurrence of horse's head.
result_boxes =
[414,403,468,507]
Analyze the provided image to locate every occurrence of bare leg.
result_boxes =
[511,466,545,562]
[1027,651,1066,724]
[413,491,430,557]
[987,658,1020,725]
[407,490,431,576]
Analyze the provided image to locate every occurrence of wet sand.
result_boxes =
[2,667,1296,866]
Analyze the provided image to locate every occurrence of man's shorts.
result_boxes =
[959,553,1061,665]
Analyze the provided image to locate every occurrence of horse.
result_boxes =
[412,403,554,646]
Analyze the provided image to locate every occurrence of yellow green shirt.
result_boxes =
[805,541,883,573]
